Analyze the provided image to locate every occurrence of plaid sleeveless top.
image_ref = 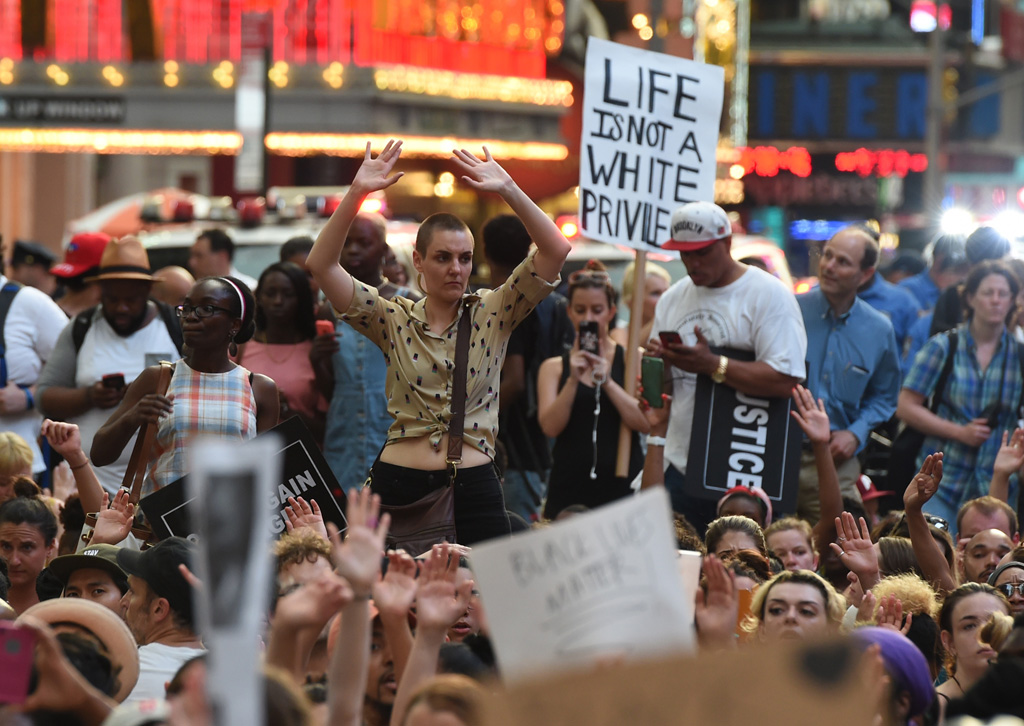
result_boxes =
[147,360,257,493]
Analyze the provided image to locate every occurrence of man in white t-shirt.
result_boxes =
[647,202,807,530]
[0,269,68,476]
[37,237,181,493]
[117,537,205,704]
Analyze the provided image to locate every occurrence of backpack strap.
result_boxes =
[71,306,99,353]
[0,281,22,388]
[123,361,174,506]
[928,328,959,414]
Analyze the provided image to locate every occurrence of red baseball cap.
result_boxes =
[51,232,111,278]
[855,474,892,502]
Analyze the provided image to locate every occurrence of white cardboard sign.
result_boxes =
[578,37,725,250]
[471,488,695,682]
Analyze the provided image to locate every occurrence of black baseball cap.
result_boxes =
[11,239,57,267]
[117,537,195,625]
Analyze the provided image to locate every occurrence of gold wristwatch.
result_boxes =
[711,355,729,384]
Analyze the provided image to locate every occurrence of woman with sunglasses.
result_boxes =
[92,277,280,493]
[537,261,649,519]
[898,260,1024,527]
[308,140,569,544]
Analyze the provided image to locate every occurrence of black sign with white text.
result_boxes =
[685,348,801,514]
[140,416,347,541]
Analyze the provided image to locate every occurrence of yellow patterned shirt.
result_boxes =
[340,250,559,459]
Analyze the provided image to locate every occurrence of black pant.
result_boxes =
[368,461,511,545]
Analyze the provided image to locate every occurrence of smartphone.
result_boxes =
[102,373,125,390]
[578,321,600,355]
[641,356,664,408]
[0,621,35,705]
[315,319,335,337]
[659,330,683,348]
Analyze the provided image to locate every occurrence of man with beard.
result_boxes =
[37,237,182,494]
[962,529,1014,584]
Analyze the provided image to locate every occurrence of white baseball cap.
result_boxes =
[663,201,732,251]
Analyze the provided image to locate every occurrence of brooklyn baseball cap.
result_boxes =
[663,201,732,251]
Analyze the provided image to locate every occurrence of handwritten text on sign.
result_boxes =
[579,38,724,250]
[470,489,694,682]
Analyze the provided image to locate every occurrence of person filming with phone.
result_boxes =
[36,238,182,495]
[645,202,807,531]
[537,260,649,519]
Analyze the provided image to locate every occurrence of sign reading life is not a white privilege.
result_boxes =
[470,488,695,683]
[578,38,725,250]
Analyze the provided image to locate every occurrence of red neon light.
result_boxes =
[735,146,812,178]
[835,148,928,177]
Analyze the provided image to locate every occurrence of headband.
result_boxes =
[220,277,247,320]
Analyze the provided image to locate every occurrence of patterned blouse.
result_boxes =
[340,250,558,459]
[148,360,258,492]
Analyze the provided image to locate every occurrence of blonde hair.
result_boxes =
[869,573,938,618]
[620,261,671,304]
[980,611,1014,652]
[743,569,847,634]
[0,432,33,475]
[765,517,815,551]
[403,675,485,726]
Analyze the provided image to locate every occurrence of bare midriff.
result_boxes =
[379,434,492,469]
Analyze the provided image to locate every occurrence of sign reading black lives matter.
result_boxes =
[140,416,347,541]
[579,38,724,249]
[685,348,802,514]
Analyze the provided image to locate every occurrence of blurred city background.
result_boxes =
[1,0,1023,290]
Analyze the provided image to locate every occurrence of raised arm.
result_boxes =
[989,428,1024,503]
[40,420,104,515]
[309,140,405,313]
[903,452,957,595]
[451,147,570,282]
[790,386,843,546]
[90,365,169,466]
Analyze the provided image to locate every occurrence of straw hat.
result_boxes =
[18,598,141,702]
[86,235,156,282]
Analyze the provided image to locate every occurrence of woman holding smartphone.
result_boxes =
[537,260,649,519]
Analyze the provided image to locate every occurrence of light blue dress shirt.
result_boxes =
[798,290,902,452]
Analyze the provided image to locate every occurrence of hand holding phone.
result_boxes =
[102,373,125,390]
[315,319,335,337]
[0,621,35,705]
[578,321,601,355]
[641,356,664,408]
[658,330,683,348]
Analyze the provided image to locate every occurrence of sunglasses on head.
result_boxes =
[569,269,610,283]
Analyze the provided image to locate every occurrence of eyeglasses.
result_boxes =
[998,582,1024,598]
[175,304,233,319]
[569,269,611,284]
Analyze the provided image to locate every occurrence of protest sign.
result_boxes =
[481,638,873,726]
[470,488,693,682]
[139,416,347,540]
[189,435,280,726]
[685,347,802,514]
[579,37,724,250]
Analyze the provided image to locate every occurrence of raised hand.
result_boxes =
[284,496,328,541]
[903,452,942,513]
[414,544,473,634]
[790,385,830,444]
[875,593,912,635]
[90,490,135,546]
[373,551,419,621]
[992,428,1024,478]
[275,568,353,631]
[41,419,88,467]
[450,146,513,195]
[694,554,739,650]
[351,140,404,194]
[328,488,389,597]
[830,511,879,587]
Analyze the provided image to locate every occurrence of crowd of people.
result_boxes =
[0,140,1022,726]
